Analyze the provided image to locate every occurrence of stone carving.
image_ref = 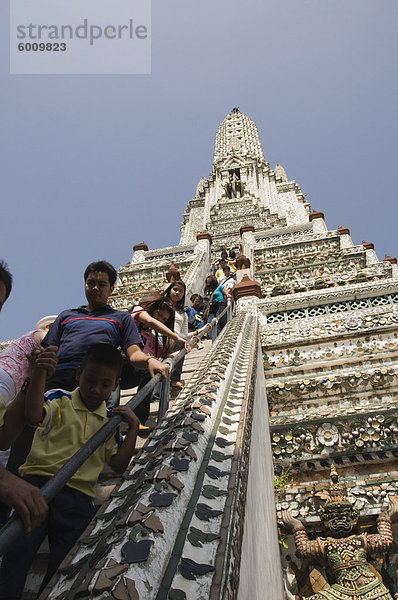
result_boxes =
[258,280,398,315]
[208,196,286,237]
[271,410,398,463]
[282,467,397,600]
[224,171,244,198]
[213,108,265,164]
[166,261,181,283]
[260,298,398,346]
[254,238,341,264]
[255,228,315,246]
[256,250,370,275]
[263,332,398,369]
[257,259,392,298]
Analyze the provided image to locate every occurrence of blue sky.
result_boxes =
[1,0,397,340]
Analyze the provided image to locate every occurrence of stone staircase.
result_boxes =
[96,339,212,504]
[22,340,212,599]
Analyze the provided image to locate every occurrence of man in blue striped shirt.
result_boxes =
[43,260,168,390]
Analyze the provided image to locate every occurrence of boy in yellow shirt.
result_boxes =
[0,343,139,600]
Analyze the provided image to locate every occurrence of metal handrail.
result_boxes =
[208,296,232,343]
[0,297,233,554]
[0,374,163,554]
[157,298,232,420]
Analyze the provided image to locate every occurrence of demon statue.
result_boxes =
[282,466,397,600]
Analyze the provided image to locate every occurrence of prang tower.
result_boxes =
[51,109,398,600]
[179,106,306,248]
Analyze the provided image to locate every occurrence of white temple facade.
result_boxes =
[38,109,398,600]
[179,107,308,248]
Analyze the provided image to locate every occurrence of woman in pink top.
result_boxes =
[0,316,56,405]
[131,293,189,358]
[0,315,56,467]
[162,280,189,390]
[127,294,189,425]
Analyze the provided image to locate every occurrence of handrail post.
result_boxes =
[158,359,173,423]
[211,319,217,343]
[227,297,232,322]
[106,383,121,409]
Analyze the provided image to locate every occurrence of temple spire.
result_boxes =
[213,108,265,165]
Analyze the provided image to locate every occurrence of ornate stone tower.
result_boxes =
[109,107,312,309]
[42,110,398,599]
[179,107,306,250]
[110,108,398,598]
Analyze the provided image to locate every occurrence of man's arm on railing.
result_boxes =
[125,344,169,379]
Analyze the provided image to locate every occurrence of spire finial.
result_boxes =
[213,109,265,164]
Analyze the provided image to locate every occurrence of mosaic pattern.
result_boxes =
[207,195,286,237]
[271,409,398,465]
[267,367,396,403]
[263,293,398,325]
[254,227,318,246]
[276,474,398,522]
[260,303,398,346]
[42,314,258,600]
[254,235,341,262]
[259,279,398,315]
[257,258,392,298]
[264,331,398,369]
[167,317,257,599]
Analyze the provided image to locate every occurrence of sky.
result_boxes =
[1,0,397,341]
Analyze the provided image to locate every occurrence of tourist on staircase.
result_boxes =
[185,294,206,348]
[184,294,205,333]
[216,265,236,288]
[42,261,168,392]
[126,293,190,423]
[0,261,48,537]
[203,275,218,307]
[214,258,228,280]
[227,249,238,273]
[216,265,236,329]
[0,344,139,600]
[204,267,235,334]
[162,280,188,391]
[0,315,56,471]
[203,275,225,334]
[8,261,168,474]
[131,293,188,356]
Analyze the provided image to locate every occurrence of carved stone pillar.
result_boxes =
[232,274,262,303]
[130,241,149,264]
